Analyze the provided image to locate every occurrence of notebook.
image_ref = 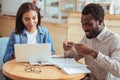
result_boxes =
[14,44,53,63]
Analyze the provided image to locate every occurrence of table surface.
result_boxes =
[3,59,86,80]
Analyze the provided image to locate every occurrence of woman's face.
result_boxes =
[22,10,38,33]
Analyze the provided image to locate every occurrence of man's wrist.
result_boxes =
[64,50,72,57]
[64,50,71,54]
[91,50,98,59]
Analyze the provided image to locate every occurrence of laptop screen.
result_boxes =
[14,44,52,63]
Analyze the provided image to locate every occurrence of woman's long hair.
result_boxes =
[15,2,41,34]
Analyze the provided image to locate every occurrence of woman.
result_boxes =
[3,2,55,63]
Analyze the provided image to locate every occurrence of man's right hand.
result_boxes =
[63,41,75,51]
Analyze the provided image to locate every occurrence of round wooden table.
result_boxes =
[3,59,86,80]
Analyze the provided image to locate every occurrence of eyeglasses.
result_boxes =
[24,65,41,74]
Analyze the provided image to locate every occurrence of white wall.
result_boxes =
[1,0,32,16]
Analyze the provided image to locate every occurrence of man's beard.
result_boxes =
[86,26,100,39]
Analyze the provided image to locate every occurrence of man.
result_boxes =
[63,3,120,80]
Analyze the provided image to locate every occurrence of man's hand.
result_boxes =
[63,41,75,51]
[74,43,98,58]
[63,41,83,61]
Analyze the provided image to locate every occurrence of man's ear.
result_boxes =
[98,18,103,25]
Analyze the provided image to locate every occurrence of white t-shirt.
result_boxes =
[26,30,38,44]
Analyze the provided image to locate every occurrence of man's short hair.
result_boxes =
[82,3,105,21]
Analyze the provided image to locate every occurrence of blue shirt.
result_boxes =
[3,25,55,63]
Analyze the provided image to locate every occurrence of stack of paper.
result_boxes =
[52,58,91,74]
[61,66,91,74]
[29,55,91,74]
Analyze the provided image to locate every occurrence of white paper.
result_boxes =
[29,57,91,74]
[52,58,91,74]
[62,66,91,74]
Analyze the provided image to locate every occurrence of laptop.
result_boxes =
[14,44,53,63]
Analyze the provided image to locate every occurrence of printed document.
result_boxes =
[52,58,91,74]
[30,55,91,74]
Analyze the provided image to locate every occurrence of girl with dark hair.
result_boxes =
[3,2,55,63]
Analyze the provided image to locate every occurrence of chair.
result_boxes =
[0,37,9,80]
